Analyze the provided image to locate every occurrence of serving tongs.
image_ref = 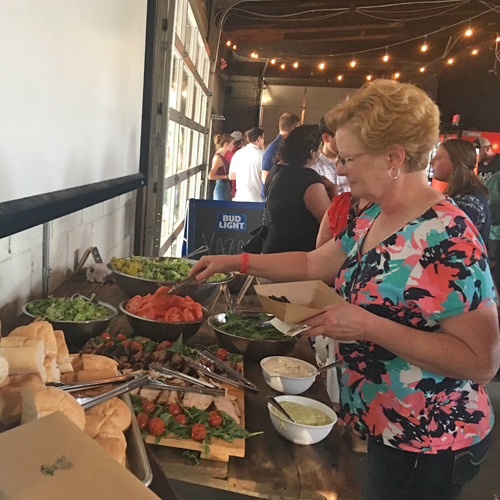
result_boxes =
[165,267,205,295]
[74,373,149,410]
[194,344,259,392]
[47,373,135,392]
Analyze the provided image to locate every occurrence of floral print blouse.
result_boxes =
[335,199,496,453]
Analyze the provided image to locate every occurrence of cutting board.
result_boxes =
[145,365,245,462]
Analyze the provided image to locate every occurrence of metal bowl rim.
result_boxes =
[22,299,118,324]
[208,312,295,344]
[119,300,208,325]
[107,258,234,286]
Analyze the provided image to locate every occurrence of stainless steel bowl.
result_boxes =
[119,300,208,342]
[22,299,118,352]
[208,311,297,362]
[108,257,233,307]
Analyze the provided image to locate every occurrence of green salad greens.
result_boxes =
[110,256,227,283]
[26,294,113,322]
[218,311,288,340]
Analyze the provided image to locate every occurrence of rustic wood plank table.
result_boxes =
[12,274,361,500]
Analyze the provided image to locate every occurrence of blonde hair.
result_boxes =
[325,79,440,172]
[214,133,234,149]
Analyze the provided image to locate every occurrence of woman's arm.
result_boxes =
[190,238,347,285]
[316,210,333,248]
[305,302,500,385]
[208,156,227,180]
[304,183,332,223]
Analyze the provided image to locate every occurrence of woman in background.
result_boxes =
[430,138,490,246]
[209,134,234,201]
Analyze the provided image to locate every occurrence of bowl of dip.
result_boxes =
[260,356,318,394]
[267,395,337,445]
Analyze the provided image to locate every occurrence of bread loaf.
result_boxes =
[0,344,46,382]
[53,330,72,369]
[44,357,61,383]
[9,321,57,358]
[0,375,44,426]
[0,337,44,348]
[77,369,117,382]
[82,354,118,373]
[84,414,127,465]
[86,398,131,432]
[21,384,86,429]
[0,357,9,388]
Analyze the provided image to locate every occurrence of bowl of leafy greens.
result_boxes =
[23,294,117,351]
[108,256,233,307]
[208,311,297,362]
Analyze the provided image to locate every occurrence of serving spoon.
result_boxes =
[267,396,297,423]
[314,359,344,375]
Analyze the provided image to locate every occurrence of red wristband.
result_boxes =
[240,252,250,274]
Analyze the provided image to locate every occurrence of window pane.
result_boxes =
[170,56,180,111]
[191,84,198,121]
[185,9,196,60]
[190,133,199,166]
[198,134,205,165]
[200,94,207,126]
[204,55,210,85]
[175,0,185,42]
[180,69,189,116]
[176,126,186,171]
[165,122,177,177]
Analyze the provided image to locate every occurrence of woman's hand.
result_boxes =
[301,302,372,342]
[189,254,241,281]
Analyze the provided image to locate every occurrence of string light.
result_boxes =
[319,62,325,70]
[393,72,400,79]
[383,47,389,62]
[496,36,500,43]
[254,53,259,59]
[280,63,285,69]
[337,74,343,81]
[421,36,428,52]
[232,44,237,50]
[447,58,454,64]
[465,22,472,37]
[472,49,478,55]
[366,75,372,81]
[226,40,231,47]
[420,67,425,72]
[270,59,276,64]
[251,52,255,58]
[293,62,299,68]
[350,56,356,68]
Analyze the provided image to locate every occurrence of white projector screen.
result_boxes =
[0,0,148,203]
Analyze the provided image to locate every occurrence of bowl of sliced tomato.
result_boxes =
[118,286,208,342]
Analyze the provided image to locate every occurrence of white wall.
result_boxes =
[0,192,135,331]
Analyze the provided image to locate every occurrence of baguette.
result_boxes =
[0,375,44,427]
[0,337,44,349]
[0,357,9,388]
[86,398,131,432]
[21,383,85,429]
[82,354,118,373]
[44,357,61,383]
[53,330,71,367]
[9,321,57,358]
[0,344,46,382]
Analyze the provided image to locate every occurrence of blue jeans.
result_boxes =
[213,179,231,200]
[363,433,492,500]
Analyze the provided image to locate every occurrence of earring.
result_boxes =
[388,166,400,179]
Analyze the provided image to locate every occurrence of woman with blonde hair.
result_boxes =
[430,138,490,246]
[191,79,499,499]
[209,133,234,200]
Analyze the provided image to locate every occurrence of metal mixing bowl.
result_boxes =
[108,257,233,307]
[208,311,297,362]
[22,299,118,352]
[119,300,209,342]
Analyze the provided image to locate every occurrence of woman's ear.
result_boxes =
[386,144,406,168]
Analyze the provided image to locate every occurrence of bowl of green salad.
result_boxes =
[108,256,233,308]
[22,294,117,351]
[208,310,297,362]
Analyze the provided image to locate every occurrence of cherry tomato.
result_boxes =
[208,411,222,427]
[100,332,111,341]
[191,423,207,441]
[131,341,143,350]
[140,337,149,342]
[157,341,173,350]
[136,412,149,430]
[142,399,156,414]
[148,417,165,437]
[168,403,182,416]
[121,341,132,348]
[116,333,126,341]
[104,341,114,347]
[216,348,228,361]
[174,414,188,425]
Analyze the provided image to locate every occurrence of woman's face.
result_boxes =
[334,127,389,200]
[429,145,453,182]
[226,140,235,152]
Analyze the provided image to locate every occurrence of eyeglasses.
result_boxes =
[335,151,369,167]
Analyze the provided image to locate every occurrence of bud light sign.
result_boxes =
[217,213,246,231]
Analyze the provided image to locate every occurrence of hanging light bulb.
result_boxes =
[472,49,478,55]
[421,36,428,52]
[383,47,389,62]
[270,58,276,64]
[465,23,472,37]
[232,44,237,50]
[337,74,343,81]
[366,75,372,81]
[280,63,285,69]
[251,52,255,58]
[393,72,400,79]
[319,62,325,70]
[420,67,425,72]
[350,57,356,68]
[293,62,299,68]
[496,36,500,43]
[254,53,259,59]
[226,40,231,47]
[447,58,454,64]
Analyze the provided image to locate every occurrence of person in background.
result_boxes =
[209,133,234,200]
[225,130,244,164]
[229,127,265,202]
[191,79,499,500]
[430,139,490,246]
[310,116,350,194]
[485,169,500,288]
[474,137,500,183]
[261,112,300,185]
[262,125,333,253]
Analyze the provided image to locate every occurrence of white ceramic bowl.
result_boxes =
[260,356,317,394]
[267,395,337,445]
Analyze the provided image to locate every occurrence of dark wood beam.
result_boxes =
[226,21,404,33]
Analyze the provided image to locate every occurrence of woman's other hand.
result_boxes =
[189,255,241,281]
[321,176,338,200]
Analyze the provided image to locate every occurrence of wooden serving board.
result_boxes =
[145,364,245,462]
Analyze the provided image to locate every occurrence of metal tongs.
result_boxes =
[165,268,205,295]
[74,373,149,410]
[47,373,134,392]
[194,344,258,393]
[148,363,226,397]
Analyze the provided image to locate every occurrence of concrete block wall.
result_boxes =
[0,191,136,331]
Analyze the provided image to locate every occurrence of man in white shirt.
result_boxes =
[229,127,265,202]
[310,117,350,194]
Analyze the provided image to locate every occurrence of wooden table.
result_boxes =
[13,274,361,500]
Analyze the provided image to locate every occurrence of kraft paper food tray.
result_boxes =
[0,412,161,500]
[254,280,345,323]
